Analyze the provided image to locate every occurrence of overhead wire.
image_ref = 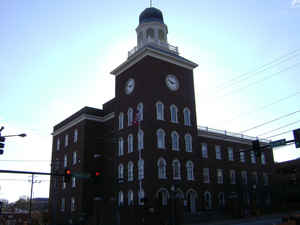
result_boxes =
[216,48,300,90]
[240,109,300,133]
[222,91,300,125]
[258,119,300,137]
[266,129,295,139]
[220,61,300,98]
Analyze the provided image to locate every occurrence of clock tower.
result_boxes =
[111,7,199,207]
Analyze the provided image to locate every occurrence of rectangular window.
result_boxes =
[72,152,77,165]
[61,198,65,212]
[202,143,208,158]
[228,147,234,161]
[56,138,60,151]
[203,168,210,183]
[261,153,266,165]
[72,177,76,188]
[263,173,269,186]
[119,113,124,130]
[118,138,124,156]
[65,134,69,147]
[74,129,78,143]
[62,177,66,189]
[71,197,75,212]
[241,171,247,184]
[250,151,256,164]
[240,150,245,163]
[252,172,258,184]
[217,169,223,184]
[230,170,236,184]
[215,146,221,160]
[64,155,67,168]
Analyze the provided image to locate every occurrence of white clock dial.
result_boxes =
[125,78,135,95]
[165,74,179,91]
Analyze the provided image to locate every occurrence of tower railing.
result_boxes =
[128,38,179,58]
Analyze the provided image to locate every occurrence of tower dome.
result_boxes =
[139,7,164,24]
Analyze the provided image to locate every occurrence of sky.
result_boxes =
[0,0,300,202]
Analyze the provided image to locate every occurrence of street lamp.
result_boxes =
[2,133,27,138]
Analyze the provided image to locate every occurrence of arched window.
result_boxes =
[74,129,78,143]
[186,161,194,180]
[156,101,164,120]
[138,159,144,180]
[183,108,191,126]
[138,32,143,45]
[128,108,133,126]
[118,137,124,156]
[128,190,134,206]
[138,130,144,150]
[137,103,143,121]
[170,104,178,123]
[119,112,124,130]
[171,131,179,151]
[118,164,124,179]
[118,191,124,206]
[157,129,165,149]
[157,157,167,179]
[146,28,154,39]
[172,159,181,180]
[158,29,165,41]
[128,161,134,181]
[128,134,133,153]
[185,134,192,152]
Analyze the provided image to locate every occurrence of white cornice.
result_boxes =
[52,112,115,136]
[111,46,198,76]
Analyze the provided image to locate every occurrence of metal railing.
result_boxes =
[128,39,179,58]
[198,126,271,143]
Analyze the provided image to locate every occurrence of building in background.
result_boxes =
[49,7,275,225]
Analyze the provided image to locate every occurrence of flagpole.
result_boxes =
[138,112,142,201]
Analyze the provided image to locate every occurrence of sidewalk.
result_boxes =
[183,211,300,225]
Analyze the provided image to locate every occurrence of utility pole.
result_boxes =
[28,175,41,220]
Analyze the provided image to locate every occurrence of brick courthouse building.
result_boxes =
[49,7,275,225]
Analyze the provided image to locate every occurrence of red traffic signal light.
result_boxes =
[64,169,71,183]
[95,172,100,176]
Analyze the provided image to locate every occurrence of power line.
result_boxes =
[241,109,300,133]
[220,61,300,98]
[218,53,300,92]
[258,119,300,137]
[216,48,300,89]
[223,91,300,125]
[266,129,295,139]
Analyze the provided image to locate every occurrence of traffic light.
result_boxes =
[293,129,300,148]
[64,169,71,183]
[91,171,102,184]
[0,136,5,155]
[252,140,261,157]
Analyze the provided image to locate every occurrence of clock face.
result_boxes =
[125,78,135,95]
[165,74,179,91]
